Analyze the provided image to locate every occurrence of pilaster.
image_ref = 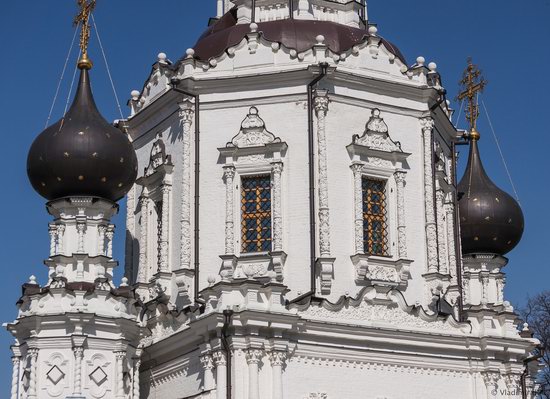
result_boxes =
[314,89,334,294]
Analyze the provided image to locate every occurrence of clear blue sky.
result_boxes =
[0,0,548,388]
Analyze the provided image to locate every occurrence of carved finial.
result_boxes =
[74,0,96,70]
[457,58,487,139]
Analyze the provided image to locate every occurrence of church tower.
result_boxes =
[8,2,143,398]
[8,1,540,398]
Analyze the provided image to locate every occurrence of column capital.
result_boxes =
[178,99,195,122]
[245,349,264,365]
[350,162,363,174]
[223,165,236,179]
[420,116,435,132]
[213,350,227,366]
[394,170,407,183]
[271,161,284,173]
[200,353,215,370]
[268,351,287,367]
[313,89,329,113]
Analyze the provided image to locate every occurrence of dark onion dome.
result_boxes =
[457,131,524,255]
[181,8,406,64]
[27,68,137,202]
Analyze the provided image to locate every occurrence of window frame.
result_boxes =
[361,176,390,257]
[240,174,273,254]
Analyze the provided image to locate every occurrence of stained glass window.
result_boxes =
[241,175,272,253]
[362,177,389,256]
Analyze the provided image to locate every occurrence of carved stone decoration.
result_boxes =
[137,195,150,284]
[394,171,408,259]
[179,100,194,271]
[496,276,504,304]
[269,351,287,399]
[294,288,467,334]
[444,202,457,283]
[271,162,284,252]
[72,347,84,396]
[200,353,215,391]
[313,90,335,294]
[77,222,86,253]
[159,184,171,272]
[228,107,281,148]
[132,354,142,399]
[27,347,39,399]
[435,190,448,274]
[56,224,65,255]
[213,350,228,399]
[420,117,438,274]
[125,184,136,280]
[223,166,236,256]
[11,356,20,399]
[246,349,263,399]
[482,371,501,395]
[351,164,364,254]
[144,137,172,177]
[115,351,126,399]
[48,224,57,257]
[314,90,331,258]
[44,352,68,398]
[106,225,114,259]
[353,109,402,153]
[305,393,328,399]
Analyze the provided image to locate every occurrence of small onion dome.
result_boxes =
[27,68,137,202]
[457,130,524,255]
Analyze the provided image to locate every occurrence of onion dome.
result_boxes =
[27,67,137,202]
[457,130,524,255]
[182,8,405,64]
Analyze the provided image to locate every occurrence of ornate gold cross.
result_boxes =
[74,0,96,69]
[457,58,487,134]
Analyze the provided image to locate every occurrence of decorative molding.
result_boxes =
[137,195,150,284]
[435,190,448,274]
[144,137,172,177]
[294,288,465,334]
[292,354,470,377]
[304,394,328,399]
[420,117,438,276]
[444,202,457,284]
[394,170,408,259]
[228,107,281,148]
[125,184,136,280]
[179,100,194,271]
[272,161,284,252]
[314,90,332,259]
[223,166,236,256]
[10,356,20,399]
[159,184,171,273]
[352,109,403,153]
[351,164,364,254]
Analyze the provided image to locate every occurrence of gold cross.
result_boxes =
[457,58,487,133]
[74,0,96,69]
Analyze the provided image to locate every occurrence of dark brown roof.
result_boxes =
[181,10,406,64]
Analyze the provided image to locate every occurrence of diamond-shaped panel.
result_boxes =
[47,365,65,385]
[89,366,108,386]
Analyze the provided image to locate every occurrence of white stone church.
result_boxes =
[7,1,541,398]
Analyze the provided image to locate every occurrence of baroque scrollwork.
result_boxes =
[353,109,403,153]
[227,107,281,148]
[144,136,172,177]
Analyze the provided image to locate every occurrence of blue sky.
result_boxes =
[0,0,549,388]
